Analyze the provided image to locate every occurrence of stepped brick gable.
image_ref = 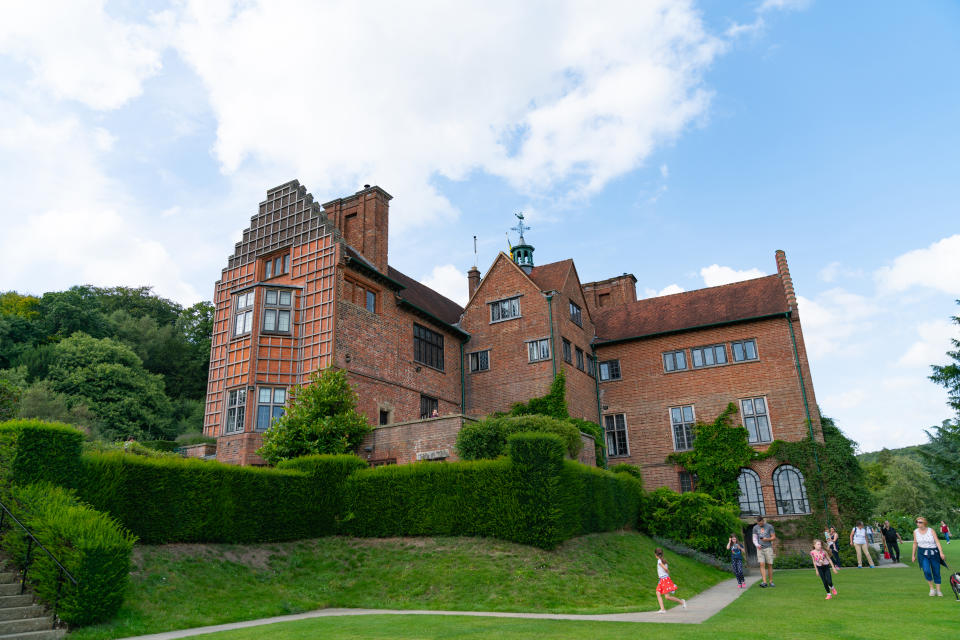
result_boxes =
[205,180,825,521]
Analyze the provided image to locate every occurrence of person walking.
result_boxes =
[754,516,776,587]
[913,517,946,596]
[849,521,875,568]
[654,548,687,613]
[940,521,951,544]
[810,539,839,599]
[827,527,842,567]
[882,520,903,563]
[726,535,746,588]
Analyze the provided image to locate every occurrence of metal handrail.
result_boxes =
[0,498,78,628]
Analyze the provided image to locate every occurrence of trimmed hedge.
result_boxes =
[0,419,83,489]
[1,483,135,626]
[346,432,642,549]
[76,451,364,543]
[456,415,583,461]
[642,487,742,556]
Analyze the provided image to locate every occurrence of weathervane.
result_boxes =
[510,212,530,243]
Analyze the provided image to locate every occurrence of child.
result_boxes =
[810,539,839,599]
[655,548,687,613]
[727,535,746,588]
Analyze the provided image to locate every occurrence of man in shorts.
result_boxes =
[754,516,776,587]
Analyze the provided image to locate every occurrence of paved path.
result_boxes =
[119,574,762,639]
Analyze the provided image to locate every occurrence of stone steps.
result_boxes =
[0,563,65,640]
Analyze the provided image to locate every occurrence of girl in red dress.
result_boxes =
[655,548,687,613]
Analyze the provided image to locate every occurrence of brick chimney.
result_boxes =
[467,266,481,300]
[775,250,797,312]
[322,185,393,274]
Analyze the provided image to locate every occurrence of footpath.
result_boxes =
[119,573,763,639]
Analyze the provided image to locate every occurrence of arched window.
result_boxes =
[737,468,765,516]
[773,465,810,515]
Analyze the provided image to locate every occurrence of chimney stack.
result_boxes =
[775,250,797,313]
[467,266,481,300]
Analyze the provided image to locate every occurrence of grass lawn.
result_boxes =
[67,532,727,639]
[169,540,960,640]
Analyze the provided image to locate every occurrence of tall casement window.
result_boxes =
[233,291,255,336]
[527,338,550,362]
[741,397,773,443]
[224,388,247,434]
[413,323,444,370]
[773,465,810,515]
[575,347,584,371]
[586,355,596,377]
[603,414,629,457]
[469,349,490,372]
[691,344,727,368]
[420,394,439,419]
[599,359,621,381]
[490,296,521,322]
[737,468,765,516]
[679,471,698,493]
[731,339,758,362]
[569,301,582,326]
[670,405,695,451]
[365,289,376,313]
[263,252,290,280]
[662,350,687,372]
[562,338,572,363]
[256,387,286,431]
[262,289,293,333]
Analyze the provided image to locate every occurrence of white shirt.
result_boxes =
[914,528,937,549]
[657,560,669,579]
[852,527,867,544]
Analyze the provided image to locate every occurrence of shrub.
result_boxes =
[139,440,179,452]
[76,451,362,543]
[642,487,742,556]
[174,431,217,446]
[0,419,83,489]
[1,483,135,626]
[610,463,644,487]
[836,541,878,567]
[456,414,582,461]
[773,551,810,569]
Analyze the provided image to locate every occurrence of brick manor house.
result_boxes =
[203,180,823,521]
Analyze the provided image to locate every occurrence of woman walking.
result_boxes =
[727,535,746,588]
[849,521,875,568]
[912,517,946,596]
[810,539,839,599]
[654,548,687,613]
[940,521,951,544]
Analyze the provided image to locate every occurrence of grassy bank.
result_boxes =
[68,532,727,639]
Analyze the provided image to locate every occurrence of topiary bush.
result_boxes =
[1,482,136,626]
[0,419,83,489]
[642,487,742,557]
[456,415,582,461]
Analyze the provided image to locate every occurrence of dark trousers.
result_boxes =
[829,544,842,567]
[887,540,900,562]
[816,564,834,593]
[731,557,745,584]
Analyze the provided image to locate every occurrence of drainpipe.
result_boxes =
[546,292,556,378]
[786,311,831,525]
[591,344,607,467]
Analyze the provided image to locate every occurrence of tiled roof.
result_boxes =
[593,275,789,342]
[528,259,573,292]
[388,267,465,326]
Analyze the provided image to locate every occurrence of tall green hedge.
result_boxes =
[456,414,583,460]
[76,451,364,543]
[642,487,742,556]
[346,432,642,549]
[1,483,135,626]
[0,419,83,488]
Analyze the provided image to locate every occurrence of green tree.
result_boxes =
[16,379,100,432]
[47,333,173,440]
[0,377,20,421]
[876,457,942,517]
[930,299,960,415]
[257,368,372,465]
[919,418,960,500]
[668,403,756,506]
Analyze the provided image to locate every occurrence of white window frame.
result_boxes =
[233,291,254,337]
[731,339,759,362]
[690,344,727,368]
[489,296,521,323]
[670,404,696,451]
[527,338,551,362]
[740,396,773,444]
[224,388,247,434]
[255,387,287,431]
[663,350,687,372]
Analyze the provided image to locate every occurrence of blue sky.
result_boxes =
[1,0,958,451]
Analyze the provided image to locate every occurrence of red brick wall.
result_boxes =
[596,315,822,496]
[180,443,216,458]
[578,433,597,467]
[582,274,637,317]
[322,187,391,274]
[359,414,476,465]
[551,265,600,423]
[336,262,464,426]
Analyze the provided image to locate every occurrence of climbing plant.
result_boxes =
[667,403,756,506]
[509,369,568,419]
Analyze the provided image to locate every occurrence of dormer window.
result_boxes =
[263,252,290,280]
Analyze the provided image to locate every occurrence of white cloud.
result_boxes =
[726,18,765,39]
[795,289,880,358]
[821,389,866,411]
[173,0,723,229]
[642,284,685,298]
[818,261,863,283]
[420,264,468,306]
[700,264,765,287]
[0,0,164,110]
[898,319,957,368]
[875,234,960,296]
[759,0,812,12]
